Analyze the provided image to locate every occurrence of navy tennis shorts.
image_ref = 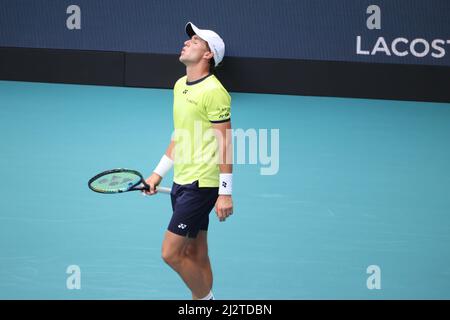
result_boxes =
[168,180,219,238]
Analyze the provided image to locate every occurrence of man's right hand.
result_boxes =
[143,173,162,195]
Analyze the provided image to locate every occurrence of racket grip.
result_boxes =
[156,186,172,194]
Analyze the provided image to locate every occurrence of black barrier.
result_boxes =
[0,47,124,86]
[1,46,450,103]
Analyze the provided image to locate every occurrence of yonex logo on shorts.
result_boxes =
[178,223,187,229]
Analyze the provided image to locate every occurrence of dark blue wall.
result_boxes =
[1,0,449,66]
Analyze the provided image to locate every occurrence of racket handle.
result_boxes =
[156,186,172,194]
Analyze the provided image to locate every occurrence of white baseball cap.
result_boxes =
[185,22,225,67]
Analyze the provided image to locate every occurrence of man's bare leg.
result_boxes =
[161,230,213,299]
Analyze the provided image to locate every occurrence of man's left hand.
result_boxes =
[215,195,233,222]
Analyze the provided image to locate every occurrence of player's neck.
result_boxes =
[186,64,210,83]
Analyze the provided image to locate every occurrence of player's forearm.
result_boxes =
[165,139,175,160]
[216,123,233,196]
[212,121,232,170]
[218,133,232,173]
[219,163,232,174]
[218,135,232,173]
[152,140,174,179]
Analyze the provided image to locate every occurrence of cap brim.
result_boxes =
[185,22,197,38]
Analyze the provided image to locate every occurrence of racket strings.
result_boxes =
[90,172,141,193]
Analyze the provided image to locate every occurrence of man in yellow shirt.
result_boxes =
[144,22,233,300]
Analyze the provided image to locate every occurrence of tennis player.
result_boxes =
[144,22,233,300]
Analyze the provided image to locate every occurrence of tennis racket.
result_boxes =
[88,169,171,194]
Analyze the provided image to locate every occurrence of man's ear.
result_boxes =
[203,50,214,61]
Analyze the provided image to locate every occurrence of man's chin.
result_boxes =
[179,56,189,66]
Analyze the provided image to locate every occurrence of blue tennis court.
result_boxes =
[1,80,450,299]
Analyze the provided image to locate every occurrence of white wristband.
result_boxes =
[153,154,174,178]
[219,173,232,195]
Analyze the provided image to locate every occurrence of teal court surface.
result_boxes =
[0,80,449,299]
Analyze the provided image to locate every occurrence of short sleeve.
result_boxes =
[203,87,231,123]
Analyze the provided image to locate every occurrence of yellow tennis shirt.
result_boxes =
[172,74,231,187]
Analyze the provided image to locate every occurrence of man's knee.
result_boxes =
[161,235,185,268]
[162,246,183,267]
[161,231,208,267]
